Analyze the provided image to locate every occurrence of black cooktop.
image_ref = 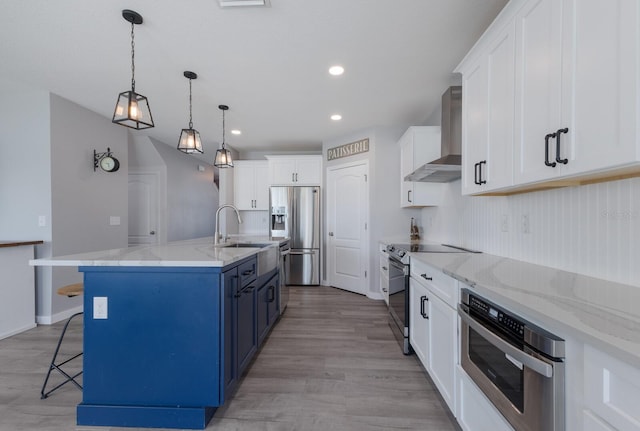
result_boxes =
[392,243,481,253]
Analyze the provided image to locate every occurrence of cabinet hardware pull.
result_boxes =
[421,273,433,281]
[408,190,412,203]
[242,269,254,276]
[382,266,387,271]
[479,160,487,185]
[474,162,480,185]
[295,173,298,182]
[420,295,429,319]
[268,285,275,302]
[382,288,387,292]
[555,128,569,164]
[545,133,557,167]
[292,173,295,182]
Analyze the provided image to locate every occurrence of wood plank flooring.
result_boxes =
[0,286,459,431]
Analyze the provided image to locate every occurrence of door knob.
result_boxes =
[328,232,334,236]
[150,231,156,235]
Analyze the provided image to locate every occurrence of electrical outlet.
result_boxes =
[522,214,530,234]
[93,297,108,319]
[501,214,509,232]
[109,216,121,226]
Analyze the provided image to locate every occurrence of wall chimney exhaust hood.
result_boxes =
[404,86,462,182]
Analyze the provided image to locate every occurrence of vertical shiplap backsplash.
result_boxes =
[421,177,640,287]
[238,211,270,235]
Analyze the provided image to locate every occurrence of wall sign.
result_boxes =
[327,138,369,161]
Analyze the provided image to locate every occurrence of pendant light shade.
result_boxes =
[177,71,203,154]
[214,105,234,168]
[112,10,154,130]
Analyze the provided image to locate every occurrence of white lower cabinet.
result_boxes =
[409,258,457,413]
[456,366,514,431]
[583,345,640,431]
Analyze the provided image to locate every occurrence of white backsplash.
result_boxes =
[421,177,640,287]
[238,210,270,236]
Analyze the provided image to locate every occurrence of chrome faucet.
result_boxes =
[214,204,242,245]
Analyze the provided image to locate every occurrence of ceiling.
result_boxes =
[0,0,507,162]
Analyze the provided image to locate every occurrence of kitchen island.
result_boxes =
[30,237,281,430]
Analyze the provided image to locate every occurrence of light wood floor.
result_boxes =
[0,286,459,431]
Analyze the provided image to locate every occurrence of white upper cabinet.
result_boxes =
[457,0,640,194]
[266,155,322,186]
[399,127,443,207]
[233,161,269,210]
[460,22,516,195]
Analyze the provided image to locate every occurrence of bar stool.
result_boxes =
[40,282,84,399]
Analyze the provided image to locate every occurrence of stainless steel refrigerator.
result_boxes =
[270,186,320,285]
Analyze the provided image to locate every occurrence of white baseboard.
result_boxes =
[0,323,37,340]
[366,291,384,301]
[37,305,84,325]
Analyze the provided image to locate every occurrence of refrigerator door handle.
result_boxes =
[289,250,317,255]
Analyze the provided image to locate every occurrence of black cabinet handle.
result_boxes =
[474,162,480,185]
[420,295,429,319]
[407,190,412,203]
[555,128,569,164]
[421,273,433,281]
[479,160,487,185]
[545,133,557,167]
[242,269,254,276]
[267,285,275,302]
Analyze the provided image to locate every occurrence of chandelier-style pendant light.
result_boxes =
[214,105,234,168]
[112,9,154,130]
[177,71,203,154]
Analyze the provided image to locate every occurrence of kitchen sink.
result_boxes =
[222,242,278,276]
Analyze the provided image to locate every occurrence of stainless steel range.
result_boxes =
[386,243,471,354]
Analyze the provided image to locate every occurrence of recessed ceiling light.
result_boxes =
[329,65,344,76]
[231,129,241,135]
[331,114,342,121]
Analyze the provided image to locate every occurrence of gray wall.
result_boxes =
[49,94,129,319]
[323,126,421,298]
[151,138,218,241]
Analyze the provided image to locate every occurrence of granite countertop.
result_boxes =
[0,240,44,248]
[29,236,279,268]
[408,251,640,368]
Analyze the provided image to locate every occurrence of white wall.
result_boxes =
[420,177,640,288]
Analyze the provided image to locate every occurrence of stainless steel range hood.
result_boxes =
[405,86,462,182]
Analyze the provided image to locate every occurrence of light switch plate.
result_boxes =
[109,216,121,226]
[93,297,108,319]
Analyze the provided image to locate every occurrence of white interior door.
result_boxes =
[327,161,368,295]
[128,173,159,246]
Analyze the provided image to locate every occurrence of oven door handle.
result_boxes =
[458,305,553,378]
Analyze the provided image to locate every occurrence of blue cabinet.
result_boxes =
[258,271,280,345]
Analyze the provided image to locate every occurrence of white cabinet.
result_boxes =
[378,244,389,305]
[266,155,322,186]
[583,345,640,431]
[409,257,458,412]
[460,21,515,195]
[398,127,443,207]
[457,0,640,194]
[457,366,514,431]
[233,161,269,210]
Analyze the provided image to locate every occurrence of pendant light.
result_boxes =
[214,105,234,168]
[112,9,154,130]
[177,71,203,154]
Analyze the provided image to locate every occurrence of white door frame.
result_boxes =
[325,159,370,294]
[128,168,167,245]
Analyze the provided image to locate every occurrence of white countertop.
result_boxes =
[407,250,640,368]
[29,236,280,268]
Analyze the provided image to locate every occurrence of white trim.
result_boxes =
[366,291,384,301]
[37,304,83,325]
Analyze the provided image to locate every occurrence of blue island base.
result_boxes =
[77,403,216,429]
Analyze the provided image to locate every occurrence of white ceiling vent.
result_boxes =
[218,0,270,7]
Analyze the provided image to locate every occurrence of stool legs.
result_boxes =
[40,312,83,399]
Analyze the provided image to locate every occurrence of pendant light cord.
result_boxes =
[221,109,226,149]
[188,78,193,129]
[130,21,136,92]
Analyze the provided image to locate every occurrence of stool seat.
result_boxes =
[57,282,83,297]
[41,282,84,399]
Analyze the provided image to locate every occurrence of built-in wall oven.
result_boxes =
[459,288,565,431]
